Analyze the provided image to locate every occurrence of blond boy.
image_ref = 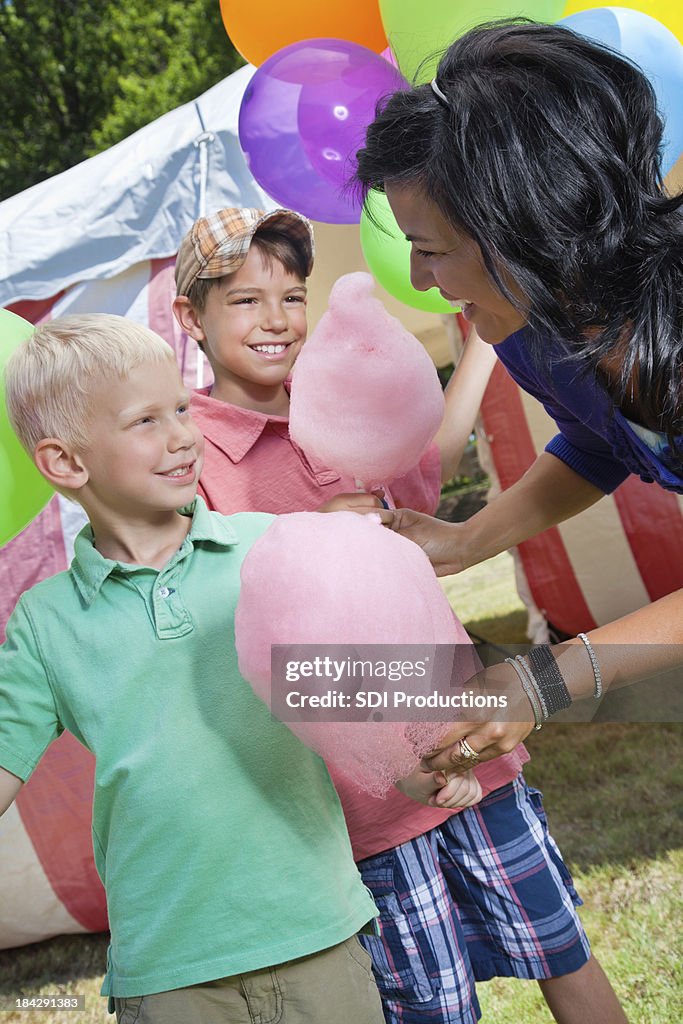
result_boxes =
[0,315,386,1023]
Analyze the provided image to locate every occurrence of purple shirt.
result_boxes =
[495,327,683,494]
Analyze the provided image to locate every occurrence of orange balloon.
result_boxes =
[220,0,387,66]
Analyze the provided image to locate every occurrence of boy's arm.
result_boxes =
[0,599,64,788]
[434,329,498,485]
[0,766,22,815]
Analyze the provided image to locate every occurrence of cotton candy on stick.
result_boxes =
[289,272,445,491]
[235,511,478,796]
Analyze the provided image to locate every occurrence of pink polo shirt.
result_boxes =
[192,387,529,861]
[192,387,443,514]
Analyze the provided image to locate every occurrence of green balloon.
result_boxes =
[360,190,455,314]
[379,1,567,83]
[0,309,53,548]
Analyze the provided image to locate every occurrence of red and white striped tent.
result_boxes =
[480,366,683,638]
[1,68,682,948]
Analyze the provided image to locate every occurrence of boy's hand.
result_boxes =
[317,490,385,514]
[395,766,482,809]
[431,769,483,809]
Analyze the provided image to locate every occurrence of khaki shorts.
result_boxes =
[113,935,384,1024]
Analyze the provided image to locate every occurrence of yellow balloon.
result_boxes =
[562,0,683,45]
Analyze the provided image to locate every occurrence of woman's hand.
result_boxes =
[380,453,606,577]
[423,589,683,775]
[420,660,536,773]
[379,509,469,576]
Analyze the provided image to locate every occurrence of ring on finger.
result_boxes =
[458,737,481,767]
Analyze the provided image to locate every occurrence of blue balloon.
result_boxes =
[561,7,683,175]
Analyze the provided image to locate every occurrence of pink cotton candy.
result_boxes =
[289,272,445,486]
[235,511,478,797]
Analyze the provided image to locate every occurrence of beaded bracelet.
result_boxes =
[505,657,544,730]
[526,644,572,717]
[577,632,603,699]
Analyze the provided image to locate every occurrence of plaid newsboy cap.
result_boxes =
[174,207,315,296]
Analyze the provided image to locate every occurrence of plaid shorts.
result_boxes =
[357,775,591,1024]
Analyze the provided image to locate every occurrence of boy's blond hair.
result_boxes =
[5,314,177,455]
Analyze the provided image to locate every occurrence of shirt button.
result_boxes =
[158,586,171,598]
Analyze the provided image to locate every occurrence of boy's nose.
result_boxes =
[169,418,198,450]
[261,305,288,332]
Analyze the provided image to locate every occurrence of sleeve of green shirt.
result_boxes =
[0,598,64,781]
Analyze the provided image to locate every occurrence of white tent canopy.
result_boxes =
[0,65,272,307]
[0,62,452,356]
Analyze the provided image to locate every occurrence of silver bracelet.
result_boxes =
[515,655,549,721]
[577,632,603,699]
[505,657,544,730]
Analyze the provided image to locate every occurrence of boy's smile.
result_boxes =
[249,341,293,359]
[156,461,197,481]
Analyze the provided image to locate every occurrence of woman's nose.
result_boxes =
[410,251,435,292]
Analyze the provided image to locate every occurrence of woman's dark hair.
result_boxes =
[355,19,683,445]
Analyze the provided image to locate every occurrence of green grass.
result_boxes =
[0,933,108,1022]
[1,552,681,1022]
[478,723,683,1023]
[440,549,529,645]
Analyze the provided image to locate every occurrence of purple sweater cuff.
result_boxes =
[545,434,630,494]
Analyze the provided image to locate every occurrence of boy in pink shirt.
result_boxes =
[172,208,610,1024]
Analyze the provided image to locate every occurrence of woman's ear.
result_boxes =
[172,296,207,344]
[33,438,89,492]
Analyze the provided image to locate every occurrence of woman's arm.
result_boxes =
[423,588,683,771]
[384,451,606,575]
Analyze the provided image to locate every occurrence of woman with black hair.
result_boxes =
[356,22,682,773]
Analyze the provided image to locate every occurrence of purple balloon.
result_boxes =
[238,38,407,224]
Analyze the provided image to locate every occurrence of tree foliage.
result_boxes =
[0,0,243,201]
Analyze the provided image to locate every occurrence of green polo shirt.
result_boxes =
[0,499,377,996]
